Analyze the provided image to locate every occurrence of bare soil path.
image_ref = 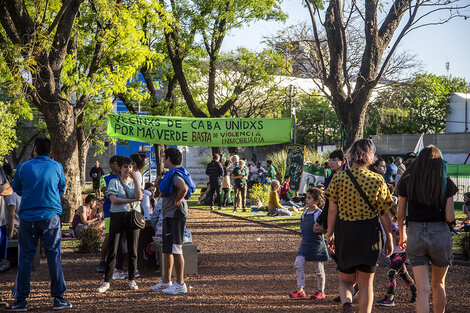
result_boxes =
[1,208,469,312]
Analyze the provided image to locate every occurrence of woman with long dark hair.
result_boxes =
[326,139,394,313]
[397,146,457,313]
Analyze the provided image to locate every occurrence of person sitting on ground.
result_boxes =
[289,188,329,300]
[280,175,292,201]
[197,182,211,205]
[462,192,470,223]
[268,180,292,216]
[71,195,104,238]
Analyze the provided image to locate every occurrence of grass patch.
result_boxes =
[188,187,302,231]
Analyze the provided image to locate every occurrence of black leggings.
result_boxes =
[105,212,140,281]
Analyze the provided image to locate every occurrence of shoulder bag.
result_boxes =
[119,178,145,229]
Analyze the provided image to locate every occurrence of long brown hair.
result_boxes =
[400,145,445,208]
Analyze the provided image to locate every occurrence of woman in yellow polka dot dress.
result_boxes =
[325,139,394,313]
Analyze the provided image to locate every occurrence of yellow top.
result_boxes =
[268,190,285,210]
[325,168,393,221]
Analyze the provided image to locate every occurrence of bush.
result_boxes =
[81,183,94,195]
[249,183,271,207]
[77,226,103,253]
[304,148,329,165]
[266,150,287,181]
[458,232,470,260]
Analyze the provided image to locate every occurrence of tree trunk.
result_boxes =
[153,144,166,177]
[335,95,371,149]
[76,113,90,185]
[42,102,81,222]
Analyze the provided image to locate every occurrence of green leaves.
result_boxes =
[366,73,468,135]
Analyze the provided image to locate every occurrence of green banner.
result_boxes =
[107,114,293,147]
[285,144,305,193]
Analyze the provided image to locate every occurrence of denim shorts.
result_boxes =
[406,222,453,267]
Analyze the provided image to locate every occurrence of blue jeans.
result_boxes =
[13,214,66,300]
[0,225,7,259]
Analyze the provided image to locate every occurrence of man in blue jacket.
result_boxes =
[6,137,71,311]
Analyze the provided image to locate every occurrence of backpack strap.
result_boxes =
[345,169,376,214]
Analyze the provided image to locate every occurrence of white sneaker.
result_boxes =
[129,280,139,290]
[113,269,127,280]
[162,282,188,295]
[96,282,110,293]
[150,280,172,292]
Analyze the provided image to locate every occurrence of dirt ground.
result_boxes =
[1,208,469,312]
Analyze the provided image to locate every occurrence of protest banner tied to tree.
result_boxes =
[107,114,293,147]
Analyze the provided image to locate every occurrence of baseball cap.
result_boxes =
[403,152,416,162]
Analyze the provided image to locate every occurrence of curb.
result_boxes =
[191,207,301,235]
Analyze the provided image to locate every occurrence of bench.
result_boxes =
[151,242,198,275]
[7,239,41,269]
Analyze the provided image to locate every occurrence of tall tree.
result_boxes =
[279,0,469,147]
[365,73,468,135]
[158,0,288,153]
[0,1,164,220]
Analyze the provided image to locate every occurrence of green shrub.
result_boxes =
[266,150,287,180]
[81,183,94,195]
[458,231,470,260]
[304,148,329,165]
[249,183,271,206]
[77,226,103,253]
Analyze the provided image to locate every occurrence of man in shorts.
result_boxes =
[150,148,195,295]
[96,155,121,273]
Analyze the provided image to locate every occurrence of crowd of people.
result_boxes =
[0,135,466,313]
[196,140,461,313]
[0,139,196,311]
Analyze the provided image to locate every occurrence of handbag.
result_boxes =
[118,178,145,229]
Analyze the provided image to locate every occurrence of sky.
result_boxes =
[223,0,470,83]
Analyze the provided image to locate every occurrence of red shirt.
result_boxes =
[280,182,290,195]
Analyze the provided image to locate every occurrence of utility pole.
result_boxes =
[285,85,297,144]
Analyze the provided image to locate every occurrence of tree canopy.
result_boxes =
[365,73,468,135]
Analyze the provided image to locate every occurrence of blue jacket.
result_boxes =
[12,156,66,222]
[160,166,196,199]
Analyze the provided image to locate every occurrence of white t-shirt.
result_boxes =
[141,190,153,219]
[250,166,266,181]
[4,191,20,228]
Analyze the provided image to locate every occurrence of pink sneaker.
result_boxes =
[310,292,326,300]
[289,290,307,298]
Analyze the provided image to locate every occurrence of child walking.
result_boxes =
[289,188,329,300]
[377,208,417,307]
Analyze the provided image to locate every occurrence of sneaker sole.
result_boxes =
[162,290,187,295]
[53,304,73,310]
[378,303,395,307]
[6,309,27,312]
